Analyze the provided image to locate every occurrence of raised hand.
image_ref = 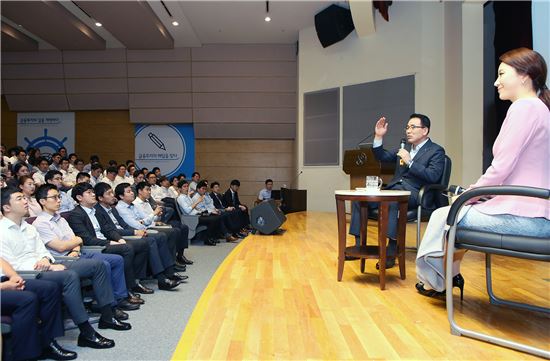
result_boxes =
[374,117,388,139]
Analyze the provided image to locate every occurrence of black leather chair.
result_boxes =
[370,154,452,248]
[445,185,550,358]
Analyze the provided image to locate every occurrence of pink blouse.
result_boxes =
[470,97,550,219]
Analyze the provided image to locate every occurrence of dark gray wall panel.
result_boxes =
[67,93,128,110]
[63,49,126,63]
[127,62,191,77]
[65,78,128,94]
[193,108,295,124]
[191,44,296,62]
[5,94,68,111]
[2,79,65,94]
[192,77,296,93]
[127,48,190,62]
[130,108,193,123]
[193,92,296,108]
[2,64,64,79]
[192,62,296,77]
[63,63,127,79]
[194,123,295,139]
[1,50,62,64]
[128,77,192,93]
[129,93,192,108]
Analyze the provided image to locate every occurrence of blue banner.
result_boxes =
[134,124,195,178]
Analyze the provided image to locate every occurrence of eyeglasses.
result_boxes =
[405,125,426,131]
[45,195,61,200]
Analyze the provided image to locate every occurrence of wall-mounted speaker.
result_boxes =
[314,4,355,48]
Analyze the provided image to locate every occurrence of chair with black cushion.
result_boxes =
[369,154,452,248]
[174,200,207,240]
[445,185,550,358]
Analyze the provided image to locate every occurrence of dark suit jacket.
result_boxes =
[373,138,445,205]
[210,192,227,210]
[222,189,242,208]
[94,204,135,237]
[67,205,123,246]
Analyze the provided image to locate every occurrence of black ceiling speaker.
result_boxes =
[314,4,355,48]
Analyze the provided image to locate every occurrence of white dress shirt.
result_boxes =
[33,211,76,257]
[132,197,158,226]
[0,217,55,270]
[116,201,147,230]
[177,194,198,215]
[151,185,170,202]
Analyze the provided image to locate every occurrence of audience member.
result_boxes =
[45,170,75,213]
[257,179,274,202]
[18,175,42,217]
[32,157,50,186]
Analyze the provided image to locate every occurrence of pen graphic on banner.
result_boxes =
[148,132,166,151]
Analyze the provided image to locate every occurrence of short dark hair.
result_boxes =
[68,153,77,159]
[146,172,157,179]
[58,147,67,152]
[158,176,168,184]
[76,172,90,182]
[90,155,100,162]
[210,181,220,189]
[37,157,49,165]
[125,160,134,166]
[17,149,27,155]
[94,182,112,199]
[410,113,431,133]
[75,158,84,165]
[265,179,273,185]
[133,170,143,178]
[35,184,58,208]
[117,164,126,171]
[114,182,132,200]
[71,182,94,202]
[151,167,160,174]
[13,162,28,176]
[108,160,117,166]
[45,170,62,183]
[192,172,200,178]
[196,180,208,189]
[51,152,61,159]
[17,175,33,189]
[177,179,189,188]
[91,163,103,171]
[230,179,240,187]
[60,158,69,164]
[1,187,21,214]
[106,166,117,175]
[135,181,149,193]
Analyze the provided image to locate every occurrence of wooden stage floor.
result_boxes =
[172,211,549,360]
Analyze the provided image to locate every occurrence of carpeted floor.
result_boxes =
[54,240,240,360]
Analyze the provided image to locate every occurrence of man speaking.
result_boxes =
[348,113,446,268]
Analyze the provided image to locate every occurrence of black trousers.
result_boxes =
[142,233,174,275]
[103,241,148,288]
[1,279,64,361]
[198,214,224,240]
[156,225,188,256]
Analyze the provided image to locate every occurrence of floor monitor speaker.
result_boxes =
[250,200,287,235]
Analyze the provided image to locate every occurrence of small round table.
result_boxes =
[335,189,411,290]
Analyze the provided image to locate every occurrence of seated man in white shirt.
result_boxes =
[49,153,61,171]
[65,158,85,185]
[115,164,133,186]
[125,181,192,266]
[177,180,238,245]
[101,166,118,189]
[257,179,274,202]
[45,170,75,213]
[188,172,200,195]
[146,173,175,223]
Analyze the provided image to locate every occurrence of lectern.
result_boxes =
[343,146,394,189]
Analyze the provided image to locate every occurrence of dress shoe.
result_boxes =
[114,308,129,321]
[77,332,115,349]
[39,341,77,360]
[415,274,465,301]
[174,264,186,272]
[376,258,396,270]
[204,239,217,246]
[127,294,145,305]
[118,298,140,311]
[236,232,248,238]
[225,235,238,242]
[177,254,194,265]
[169,273,189,282]
[98,317,132,331]
[128,291,141,299]
[158,278,180,290]
[131,282,154,294]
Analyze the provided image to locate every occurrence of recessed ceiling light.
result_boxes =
[265,1,271,22]
[172,21,179,26]
[265,16,271,22]
[95,22,102,27]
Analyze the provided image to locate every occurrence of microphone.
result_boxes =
[285,170,303,189]
[399,138,406,166]
[357,131,375,148]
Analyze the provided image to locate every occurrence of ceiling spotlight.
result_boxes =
[172,21,179,26]
[95,22,102,27]
[265,1,271,22]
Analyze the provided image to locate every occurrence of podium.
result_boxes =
[343,147,394,189]
[280,188,307,214]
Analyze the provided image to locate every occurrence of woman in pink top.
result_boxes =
[416,48,550,297]
[17,175,42,217]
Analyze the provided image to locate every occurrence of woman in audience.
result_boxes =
[416,48,550,298]
[169,176,180,198]
[18,175,42,217]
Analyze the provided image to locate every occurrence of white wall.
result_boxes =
[296,1,485,212]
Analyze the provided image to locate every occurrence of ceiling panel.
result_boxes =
[74,1,173,50]
[1,21,38,51]
[1,1,105,50]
